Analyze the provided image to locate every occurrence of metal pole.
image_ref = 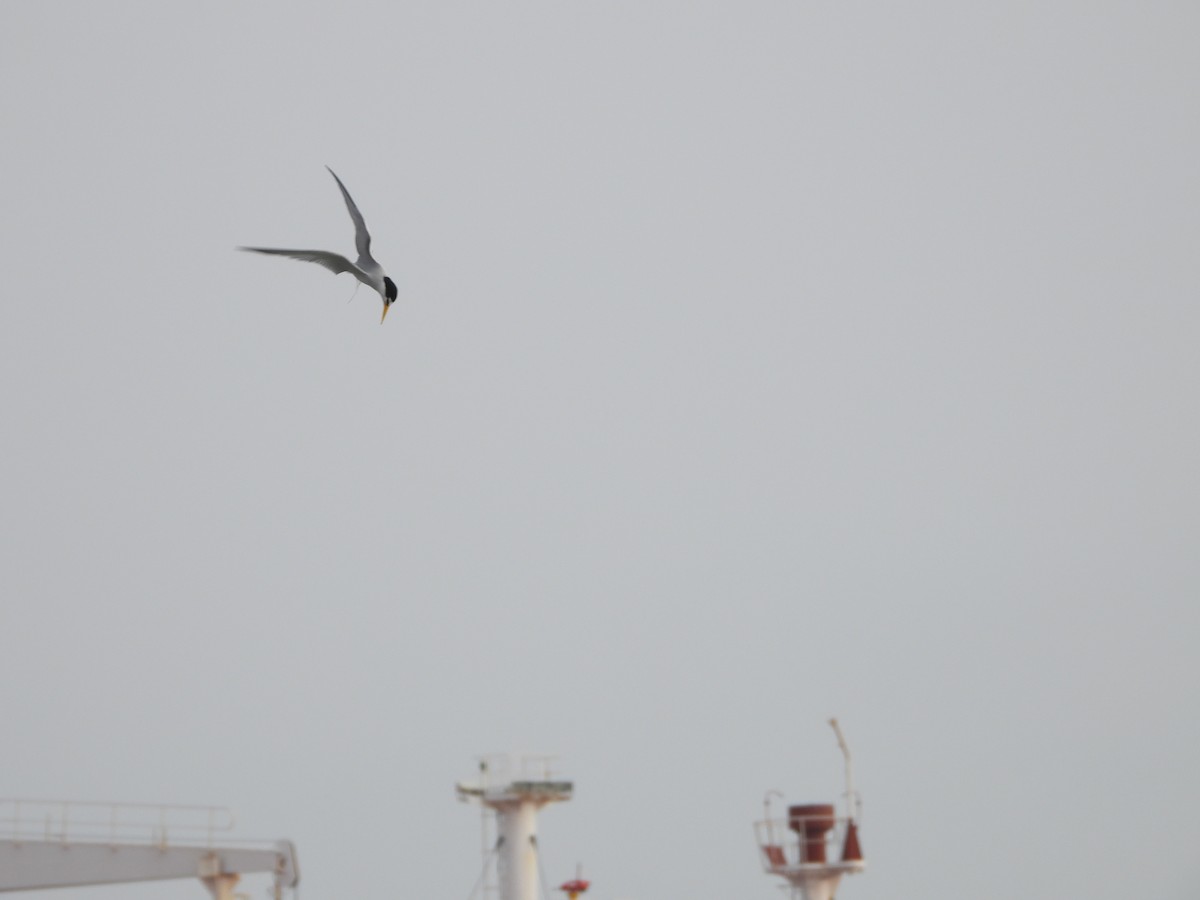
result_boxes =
[828,719,856,821]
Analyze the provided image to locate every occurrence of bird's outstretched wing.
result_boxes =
[325,166,373,264]
[238,246,357,276]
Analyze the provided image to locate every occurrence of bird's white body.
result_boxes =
[240,167,398,323]
[354,258,384,291]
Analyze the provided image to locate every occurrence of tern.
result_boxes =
[239,167,398,323]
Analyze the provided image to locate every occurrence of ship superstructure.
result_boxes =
[753,720,866,900]
[0,799,297,900]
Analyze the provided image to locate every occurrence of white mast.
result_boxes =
[458,756,573,900]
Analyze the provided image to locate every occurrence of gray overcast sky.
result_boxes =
[2,3,1198,900]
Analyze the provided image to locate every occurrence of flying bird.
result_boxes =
[239,167,398,323]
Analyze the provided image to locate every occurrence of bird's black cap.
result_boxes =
[383,276,397,303]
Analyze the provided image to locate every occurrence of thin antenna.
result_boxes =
[480,760,494,900]
[828,718,857,821]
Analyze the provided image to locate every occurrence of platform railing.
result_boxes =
[0,799,237,848]
[753,816,863,869]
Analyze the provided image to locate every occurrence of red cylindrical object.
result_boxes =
[788,804,835,863]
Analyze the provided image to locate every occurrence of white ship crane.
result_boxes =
[0,799,298,900]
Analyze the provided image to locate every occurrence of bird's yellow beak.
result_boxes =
[380,303,390,324]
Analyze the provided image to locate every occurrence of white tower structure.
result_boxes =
[754,720,865,900]
[457,756,572,900]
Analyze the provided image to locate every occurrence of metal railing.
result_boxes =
[0,799,236,848]
[753,816,863,870]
